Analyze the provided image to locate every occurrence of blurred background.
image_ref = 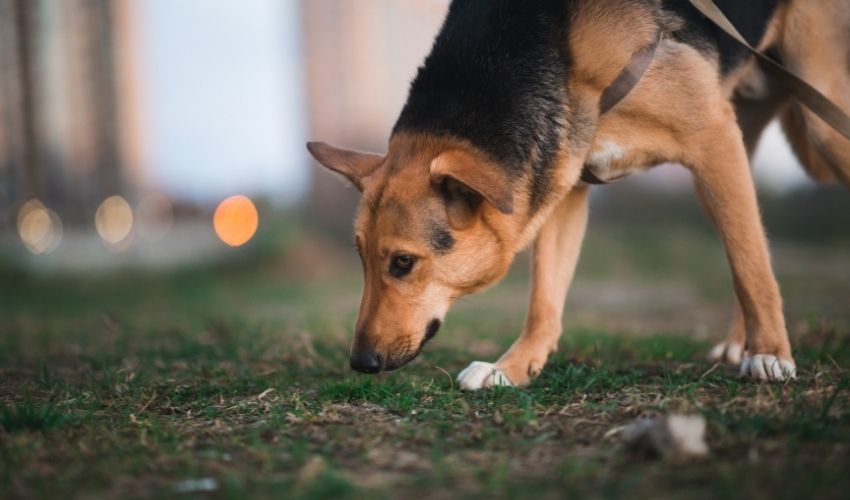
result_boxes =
[0,0,450,269]
[1,0,848,337]
[1,4,847,497]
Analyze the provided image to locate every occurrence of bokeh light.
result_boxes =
[95,195,135,249]
[136,193,174,242]
[213,195,259,247]
[16,199,63,255]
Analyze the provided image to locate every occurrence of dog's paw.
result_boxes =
[740,354,796,382]
[457,361,513,390]
[707,341,744,365]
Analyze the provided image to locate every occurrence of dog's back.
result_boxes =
[663,0,782,74]
[396,0,850,189]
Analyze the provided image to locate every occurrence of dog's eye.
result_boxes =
[389,254,416,278]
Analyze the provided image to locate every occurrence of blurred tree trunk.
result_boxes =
[301,0,362,240]
[87,0,124,200]
[15,0,41,201]
[0,0,135,222]
[0,0,22,212]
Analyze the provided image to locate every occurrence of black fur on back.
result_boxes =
[393,0,571,212]
[662,0,782,74]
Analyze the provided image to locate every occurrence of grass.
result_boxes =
[1,214,849,499]
[0,400,74,433]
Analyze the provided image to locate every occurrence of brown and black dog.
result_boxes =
[307,0,850,389]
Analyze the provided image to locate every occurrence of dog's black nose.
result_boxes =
[350,350,383,374]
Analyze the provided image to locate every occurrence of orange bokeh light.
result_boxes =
[213,195,259,247]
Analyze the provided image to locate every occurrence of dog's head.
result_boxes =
[307,135,517,373]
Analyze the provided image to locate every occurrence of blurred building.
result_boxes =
[0,0,144,222]
[301,0,448,233]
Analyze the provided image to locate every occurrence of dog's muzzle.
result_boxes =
[349,319,442,374]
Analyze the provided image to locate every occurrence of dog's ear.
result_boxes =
[430,149,513,229]
[307,142,383,190]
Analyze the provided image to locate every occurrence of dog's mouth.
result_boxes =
[382,319,442,372]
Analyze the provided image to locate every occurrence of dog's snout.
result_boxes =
[350,348,383,374]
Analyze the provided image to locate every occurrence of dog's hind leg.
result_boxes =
[705,300,746,364]
[777,0,850,187]
[687,102,795,381]
[457,186,590,390]
[705,78,789,366]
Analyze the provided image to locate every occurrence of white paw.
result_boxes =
[457,361,513,390]
[740,354,797,381]
[707,341,744,365]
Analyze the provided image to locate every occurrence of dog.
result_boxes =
[307,0,850,389]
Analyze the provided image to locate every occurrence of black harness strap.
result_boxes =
[581,32,661,185]
[598,32,662,115]
[579,167,609,185]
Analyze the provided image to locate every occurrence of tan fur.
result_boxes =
[776,0,850,187]
[495,186,590,385]
[347,133,521,369]
[307,142,384,189]
[781,106,837,182]
[569,0,661,97]
[431,149,515,216]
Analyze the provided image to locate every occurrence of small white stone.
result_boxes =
[457,361,513,390]
[667,415,709,457]
[621,414,708,459]
[174,478,218,494]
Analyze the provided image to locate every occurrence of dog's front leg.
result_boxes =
[695,182,745,365]
[687,110,796,381]
[457,186,590,390]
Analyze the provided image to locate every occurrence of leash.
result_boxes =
[688,0,850,142]
[582,0,850,185]
[598,31,662,114]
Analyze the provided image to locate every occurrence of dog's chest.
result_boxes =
[581,141,651,184]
